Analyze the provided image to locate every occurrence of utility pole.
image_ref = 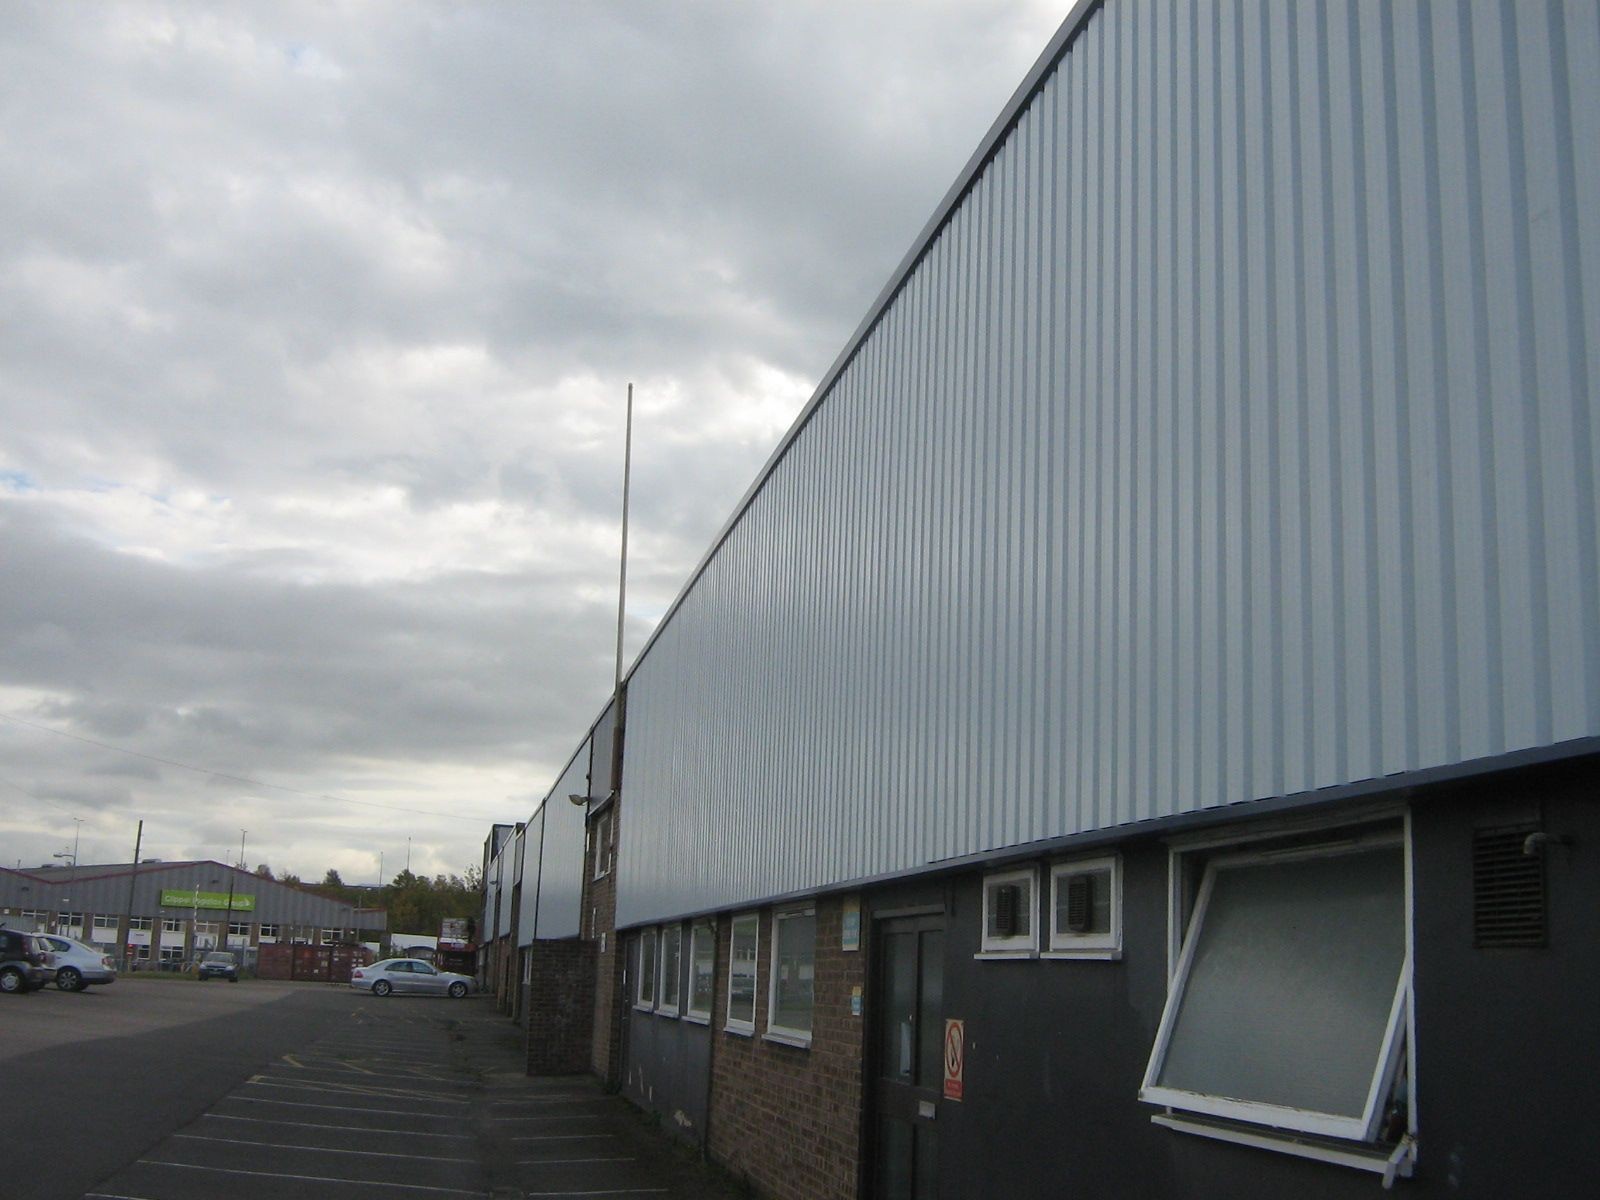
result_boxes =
[121,820,143,971]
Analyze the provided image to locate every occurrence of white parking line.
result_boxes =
[506,1134,618,1142]
[224,1095,473,1119]
[495,1116,608,1125]
[246,1077,469,1104]
[202,1113,474,1139]
[514,1157,638,1165]
[490,1094,597,1105]
[173,1133,476,1162]
[136,1161,488,1195]
[268,1064,470,1084]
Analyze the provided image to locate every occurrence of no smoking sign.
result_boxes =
[943,1018,965,1101]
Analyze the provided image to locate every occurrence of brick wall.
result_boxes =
[706,895,866,1200]
[526,938,598,1074]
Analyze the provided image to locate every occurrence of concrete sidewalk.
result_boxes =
[459,1011,751,1200]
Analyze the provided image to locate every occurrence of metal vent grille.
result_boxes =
[1472,824,1546,948]
[1065,875,1093,933]
[993,884,1021,937]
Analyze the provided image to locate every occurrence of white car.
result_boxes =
[351,958,474,998]
[36,934,118,992]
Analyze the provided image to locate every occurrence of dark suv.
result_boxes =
[0,926,52,994]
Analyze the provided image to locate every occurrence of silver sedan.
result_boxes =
[350,957,474,998]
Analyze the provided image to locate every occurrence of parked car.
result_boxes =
[0,926,53,994]
[35,934,118,992]
[351,958,473,998]
[196,951,239,981]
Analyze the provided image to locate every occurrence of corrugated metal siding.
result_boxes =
[616,0,1600,927]
[534,745,591,940]
[518,808,542,946]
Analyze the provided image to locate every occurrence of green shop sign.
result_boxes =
[159,889,256,912]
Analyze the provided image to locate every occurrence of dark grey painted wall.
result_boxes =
[622,929,712,1148]
[858,756,1599,1199]
[1409,758,1600,1198]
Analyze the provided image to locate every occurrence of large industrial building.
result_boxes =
[0,860,385,967]
[481,2,1600,1197]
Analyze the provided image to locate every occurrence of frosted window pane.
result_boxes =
[1156,847,1405,1119]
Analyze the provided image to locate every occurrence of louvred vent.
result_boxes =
[1472,823,1546,948]
[1065,875,1094,933]
[993,884,1021,937]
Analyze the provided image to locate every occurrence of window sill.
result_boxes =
[1042,947,1122,961]
[656,1006,680,1019]
[974,949,1037,961]
[723,1022,754,1038]
[633,1002,656,1013]
[683,1011,711,1026]
[762,1029,812,1050]
[1150,1114,1416,1184]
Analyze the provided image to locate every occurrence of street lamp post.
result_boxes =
[51,819,82,934]
[223,831,246,958]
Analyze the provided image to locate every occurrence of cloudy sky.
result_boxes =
[1,1,1066,883]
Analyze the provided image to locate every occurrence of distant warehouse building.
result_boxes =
[487,3,1599,1199]
[0,860,385,968]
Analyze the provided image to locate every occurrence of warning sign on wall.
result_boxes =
[943,1018,964,1101]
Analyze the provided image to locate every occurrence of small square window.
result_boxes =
[1046,856,1122,958]
[686,921,716,1022]
[978,867,1039,957]
[636,927,657,1009]
[658,925,682,1017]
[725,913,759,1033]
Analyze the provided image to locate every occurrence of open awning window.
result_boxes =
[1140,837,1409,1142]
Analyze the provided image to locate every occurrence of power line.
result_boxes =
[0,774,79,815]
[0,711,505,824]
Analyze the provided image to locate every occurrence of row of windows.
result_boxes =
[635,908,817,1045]
[10,913,319,939]
[979,855,1122,959]
[975,823,1412,1157]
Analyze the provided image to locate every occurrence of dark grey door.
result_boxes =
[869,915,944,1200]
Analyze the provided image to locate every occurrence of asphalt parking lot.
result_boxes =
[7,976,745,1200]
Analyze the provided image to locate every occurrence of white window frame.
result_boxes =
[765,906,816,1048]
[129,916,153,931]
[592,810,613,880]
[724,912,759,1035]
[162,917,183,933]
[320,928,340,945]
[93,914,119,931]
[258,923,279,941]
[1045,855,1122,959]
[977,866,1039,958]
[1140,827,1412,1147]
[657,924,682,1017]
[228,921,250,937]
[635,927,657,1010]
[685,920,716,1024]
